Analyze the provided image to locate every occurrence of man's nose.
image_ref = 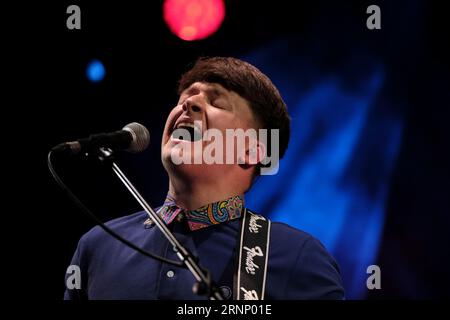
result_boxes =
[182,98,202,113]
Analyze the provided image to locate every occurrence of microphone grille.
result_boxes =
[123,122,150,153]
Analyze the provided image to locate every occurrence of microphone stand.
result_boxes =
[96,147,225,300]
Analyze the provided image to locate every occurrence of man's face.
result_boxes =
[161,82,257,180]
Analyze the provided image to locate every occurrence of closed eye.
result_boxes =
[211,99,228,110]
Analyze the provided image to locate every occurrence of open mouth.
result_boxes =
[171,122,203,142]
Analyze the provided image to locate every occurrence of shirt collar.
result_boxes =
[145,194,244,231]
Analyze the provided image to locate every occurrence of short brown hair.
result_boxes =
[178,57,290,170]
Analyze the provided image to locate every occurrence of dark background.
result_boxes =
[12,0,450,299]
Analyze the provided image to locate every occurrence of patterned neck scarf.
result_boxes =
[145,194,244,231]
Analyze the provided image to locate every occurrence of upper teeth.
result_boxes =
[176,122,195,129]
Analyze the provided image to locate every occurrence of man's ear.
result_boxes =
[244,140,266,166]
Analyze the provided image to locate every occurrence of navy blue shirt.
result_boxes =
[64,210,344,300]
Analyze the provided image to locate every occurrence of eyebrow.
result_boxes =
[180,84,235,111]
[183,83,228,99]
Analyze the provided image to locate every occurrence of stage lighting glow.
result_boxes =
[163,0,225,41]
[243,40,403,298]
[86,59,106,82]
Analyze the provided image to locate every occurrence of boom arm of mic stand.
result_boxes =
[97,148,224,300]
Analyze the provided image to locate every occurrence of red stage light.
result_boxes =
[163,0,225,41]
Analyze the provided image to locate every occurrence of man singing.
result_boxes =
[64,57,345,300]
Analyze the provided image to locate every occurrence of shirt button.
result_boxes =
[220,286,232,299]
[166,270,175,278]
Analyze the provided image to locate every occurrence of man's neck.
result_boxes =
[168,177,245,210]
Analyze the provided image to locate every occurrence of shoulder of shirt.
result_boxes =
[268,220,319,248]
[79,210,151,244]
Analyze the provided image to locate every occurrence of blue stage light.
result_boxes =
[243,39,403,299]
[86,59,106,82]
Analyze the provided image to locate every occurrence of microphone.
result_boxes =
[52,122,150,155]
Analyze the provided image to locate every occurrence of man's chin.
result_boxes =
[163,157,230,181]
